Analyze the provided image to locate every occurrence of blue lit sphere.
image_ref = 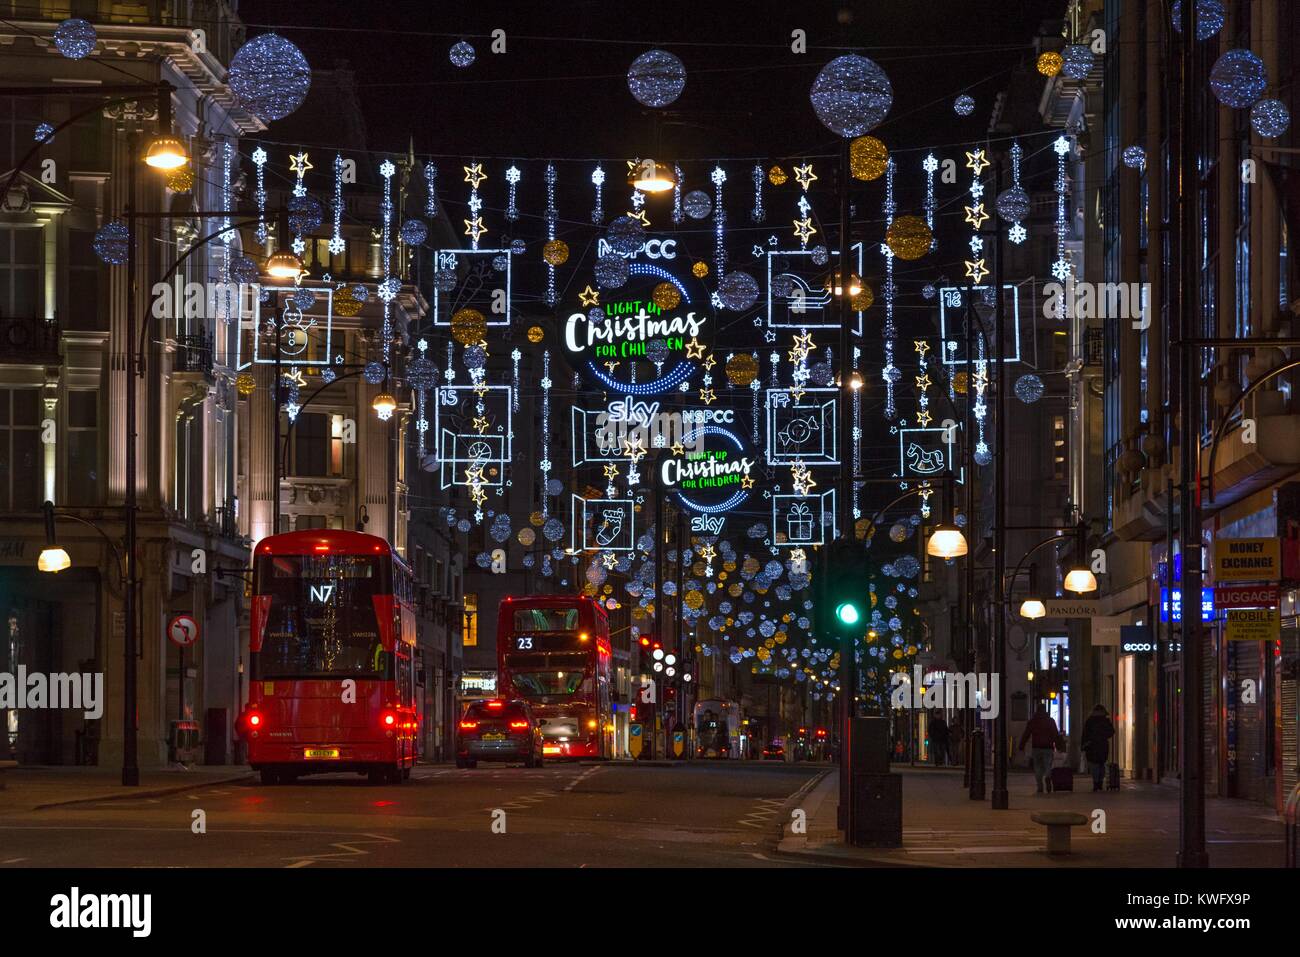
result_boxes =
[400,218,428,245]
[230,255,260,284]
[1209,49,1267,109]
[810,245,829,266]
[1250,99,1290,139]
[463,344,487,370]
[493,254,508,271]
[546,478,563,496]
[809,361,832,387]
[292,287,316,310]
[1171,0,1225,40]
[449,40,476,68]
[543,517,565,542]
[406,357,437,390]
[363,361,386,385]
[717,271,760,312]
[606,215,645,255]
[320,368,336,384]
[434,269,457,292]
[921,283,936,300]
[34,122,54,143]
[974,448,992,467]
[53,19,97,59]
[683,189,712,220]
[510,238,526,255]
[1015,373,1045,404]
[1060,44,1095,81]
[287,194,323,234]
[92,220,129,265]
[594,253,629,289]
[810,54,893,138]
[588,307,604,323]
[1122,145,1146,169]
[995,185,1030,222]
[228,33,312,122]
[953,94,975,116]
[350,284,369,303]
[627,49,686,108]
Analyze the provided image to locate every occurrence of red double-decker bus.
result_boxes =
[496,596,614,759]
[239,530,418,785]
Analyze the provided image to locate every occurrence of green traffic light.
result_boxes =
[835,601,861,626]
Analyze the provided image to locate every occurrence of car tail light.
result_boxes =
[459,720,478,730]
[509,720,529,731]
[486,700,504,709]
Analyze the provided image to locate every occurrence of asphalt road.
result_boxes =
[0,761,830,867]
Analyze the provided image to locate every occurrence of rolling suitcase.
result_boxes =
[1106,762,1121,790]
[1049,766,1074,792]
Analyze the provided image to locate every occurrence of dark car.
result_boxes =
[457,699,544,769]
[762,743,785,761]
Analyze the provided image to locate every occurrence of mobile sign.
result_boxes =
[1224,608,1281,642]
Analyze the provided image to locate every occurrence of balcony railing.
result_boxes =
[174,334,213,374]
[1084,328,1104,365]
[1,315,59,362]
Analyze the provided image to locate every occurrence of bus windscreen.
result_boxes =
[512,607,580,632]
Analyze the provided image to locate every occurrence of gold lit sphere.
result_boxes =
[451,307,487,345]
[849,136,888,181]
[165,165,195,193]
[235,372,256,395]
[850,285,874,311]
[334,287,362,317]
[768,165,788,186]
[953,371,969,395]
[1037,51,1064,77]
[684,589,705,611]
[527,325,544,343]
[517,527,536,547]
[725,353,759,387]
[651,282,681,311]
[885,215,932,260]
[692,261,709,278]
[529,510,545,527]
[542,239,569,266]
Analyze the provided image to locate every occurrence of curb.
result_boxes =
[29,772,254,811]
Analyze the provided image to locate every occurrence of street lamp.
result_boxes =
[266,249,305,279]
[143,134,189,170]
[926,523,968,559]
[1063,566,1098,594]
[628,158,675,193]
[1018,598,1046,620]
[371,391,398,420]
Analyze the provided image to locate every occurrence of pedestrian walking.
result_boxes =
[1082,704,1116,792]
[928,714,950,766]
[1017,706,1062,795]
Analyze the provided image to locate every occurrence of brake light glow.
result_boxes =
[246,712,262,728]
[313,543,330,552]
[587,719,597,729]
[381,711,397,727]
[509,720,529,730]
[459,720,478,730]
[486,700,504,709]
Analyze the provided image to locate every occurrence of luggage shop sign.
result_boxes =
[1213,538,1280,583]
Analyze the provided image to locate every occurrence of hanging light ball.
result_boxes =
[230,255,260,285]
[333,286,362,317]
[53,18,97,59]
[974,448,992,467]
[808,362,833,387]
[652,282,681,311]
[541,239,570,266]
[527,325,545,344]
[885,216,932,260]
[363,361,387,385]
[767,165,788,186]
[92,220,129,265]
[1121,145,1147,169]
[228,33,312,122]
[849,135,889,181]
[463,344,487,371]
[627,49,687,108]
[725,353,759,387]
[293,287,316,310]
[922,283,937,300]
[1014,373,1045,404]
[235,372,257,396]
[451,307,487,345]
[406,356,438,391]
[517,527,536,547]
[165,164,194,193]
[1060,44,1095,81]
[287,194,323,234]
[692,261,709,278]
[606,215,645,255]
[1036,51,1064,77]
[400,218,428,246]
[1209,49,1268,109]
[953,371,968,395]
[809,54,893,138]
[350,284,369,304]
[850,285,874,311]
[810,245,830,267]
[646,339,671,364]
[1250,99,1290,139]
[994,185,1032,222]
[677,189,710,220]
[717,271,760,312]
[594,253,629,289]
[953,94,975,116]
[449,40,476,68]
[1171,0,1225,40]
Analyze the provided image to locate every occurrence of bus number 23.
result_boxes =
[516,637,533,650]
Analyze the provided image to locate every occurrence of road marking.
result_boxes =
[737,798,786,828]
[563,766,603,792]
[1,858,27,864]
[281,832,400,867]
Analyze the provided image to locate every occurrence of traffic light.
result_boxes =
[820,539,870,639]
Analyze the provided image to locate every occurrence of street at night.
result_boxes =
[0,0,1296,939]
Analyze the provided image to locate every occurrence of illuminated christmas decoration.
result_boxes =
[1060,44,1095,81]
[1052,134,1072,282]
[228,33,311,122]
[885,215,931,260]
[1014,373,1045,404]
[953,94,975,116]
[751,164,766,223]
[544,163,558,303]
[627,49,686,108]
[591,165,606,224]
[1209,49,1267,109]
[881,157,898,419]
[1036,51,1063,77]
[810,54,893,137]
[717,271,759,312]
[92,220,129,265]
[235,372,256,395]
[54,19,96,59]
[1121,144,1146,169]
[1250,99,1290,138]
[1171,0,1225,40]
[540,350,552,516]
[424,162,438,218]
[451,308,487,345]
[449,40,476,67]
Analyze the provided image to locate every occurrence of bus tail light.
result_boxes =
[586,719,597,730]
[243,710,264,737]
[381,710,398,735]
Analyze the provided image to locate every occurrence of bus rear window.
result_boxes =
[512,607,579,632]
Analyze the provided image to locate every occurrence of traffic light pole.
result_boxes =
[836,136,856,841]
[991,157,1010,811]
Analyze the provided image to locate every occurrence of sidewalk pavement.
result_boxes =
[0,766,253,813]
[776,766,1287,867]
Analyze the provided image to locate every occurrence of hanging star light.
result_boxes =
[793,164,817,191]
[964,149,989,176]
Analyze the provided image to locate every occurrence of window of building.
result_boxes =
[0,388,41,511]
[1052,415,1067,481]
[67,228,106,330]
[0,96,39,172]
[65,390,98,504]
[463,593,477,647]
[0,226,42,317]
